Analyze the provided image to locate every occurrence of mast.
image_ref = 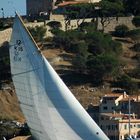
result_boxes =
[128,96,131,137]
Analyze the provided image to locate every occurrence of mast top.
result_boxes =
[14,12,41,53]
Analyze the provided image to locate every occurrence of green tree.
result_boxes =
[123,0,140,16]
[114,24,129,37]
[72,41,89,72]
[127,29,140,43]
[131,67,140,79]
[131,43,140,52]
[87,54,119,83]
[52,22,122,84]
[65,3,95,19]
[28,25,47,43]
[73,54,87,73]
[0,42,11,82]
[64,3,95,28]
[53,29,85,51]
[78,22,97,32]
[87,31,122,56]
[98,0,124,32]
[117,74,138,94]
[47,21,62,30]
[132,16,140,27]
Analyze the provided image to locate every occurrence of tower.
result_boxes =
[26,0,52,17]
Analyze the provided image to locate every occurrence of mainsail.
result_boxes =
[9,13,109,140]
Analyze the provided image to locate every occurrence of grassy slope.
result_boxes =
[0,89,24,122]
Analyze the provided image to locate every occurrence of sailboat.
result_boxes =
[9,13,109,140]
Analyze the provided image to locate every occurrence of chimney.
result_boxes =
[123,91,127,98]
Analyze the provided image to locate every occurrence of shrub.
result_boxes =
[47,21,62,30]
[114,24,129,37]
[131,67,140,79]
[117,74,138,94]
[127,29,140,42]
[131,43,140,52]
[28,25,47,42]
[132,16,140,27]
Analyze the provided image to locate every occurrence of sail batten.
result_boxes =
[9,14,109,140]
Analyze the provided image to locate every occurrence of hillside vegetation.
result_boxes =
[0,18,140,122]
[0,0,140,123]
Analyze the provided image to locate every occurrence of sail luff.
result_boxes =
[15,12,41,52]
[10,14,52,139]
[18,29,54,139]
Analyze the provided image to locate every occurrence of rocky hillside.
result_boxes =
[0,87,24,122]
[0,34,140,121]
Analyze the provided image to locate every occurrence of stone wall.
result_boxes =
[0,16,135,46]
[0,28,12,46]
[97,16,135,33]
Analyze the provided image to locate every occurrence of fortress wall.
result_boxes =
[0,16,135,46]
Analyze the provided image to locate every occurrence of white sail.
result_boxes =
[9,13,109,140]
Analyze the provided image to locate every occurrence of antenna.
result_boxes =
[128,96,131,137]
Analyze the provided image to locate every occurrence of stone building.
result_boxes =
[99,113,140,140]
[98,92,140,140]
[26,0,53,17]
[99,93,128,113]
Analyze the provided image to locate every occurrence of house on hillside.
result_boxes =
[99,92,140,115]
[99,93,128,113]
[87,92,140,140]
[87,104,99,124]
[98,92,140,140]
[99,113,140,140]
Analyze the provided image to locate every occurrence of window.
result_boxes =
[124,124,127,129]
[101,125,105,130]
[101,116,104,120]
[106,125,111,130]
[103,100,107,104]
[112,125,115,130]
[103,106,108,110]
[137,124,140,128]
[115,124,118,129]
[100,125,103,129]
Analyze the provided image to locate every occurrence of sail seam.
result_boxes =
[12,67,40,77]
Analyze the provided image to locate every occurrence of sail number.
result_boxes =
[13,40,23,62]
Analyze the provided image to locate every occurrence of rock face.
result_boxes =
[0,88,24,122]
[0,28,12,46]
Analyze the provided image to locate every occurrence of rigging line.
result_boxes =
[12,67,40,77]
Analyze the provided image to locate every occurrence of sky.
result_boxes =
[0,0,26,17]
